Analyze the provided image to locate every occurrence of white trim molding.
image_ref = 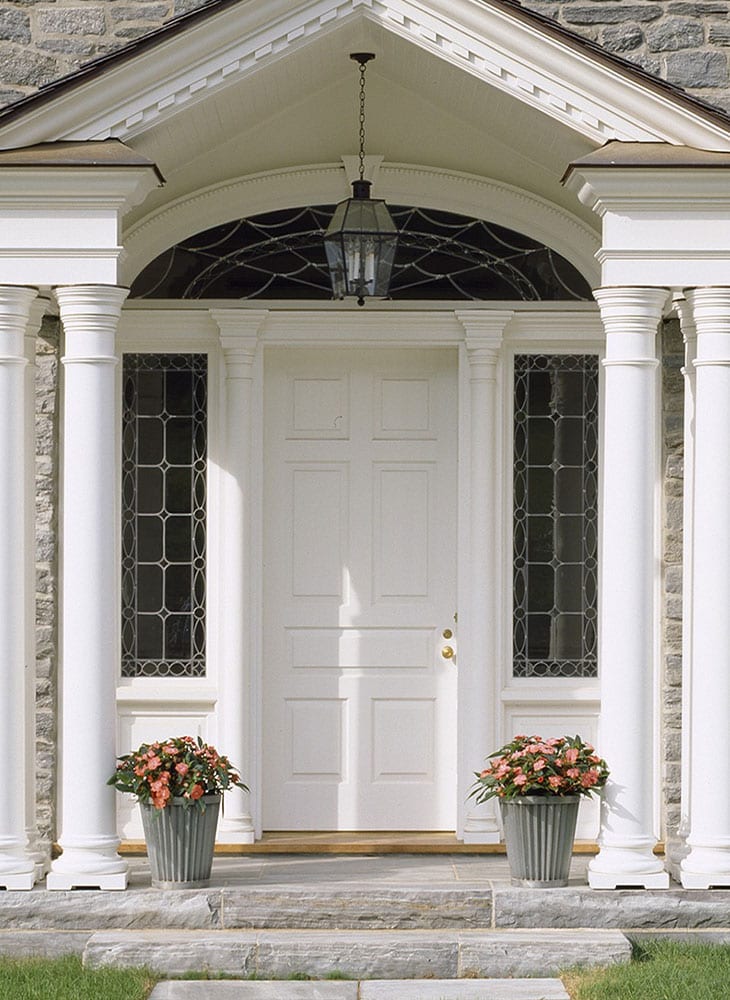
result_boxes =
[121,162,600,289]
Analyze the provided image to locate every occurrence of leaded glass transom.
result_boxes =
[122,354,207,678]
[513,354,598,679]
[130,205,591,302]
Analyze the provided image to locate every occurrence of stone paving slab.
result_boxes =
[0,931,90,958]
[221,887,491,929]
[493,887,730,929]
[82,929,630,978]
[148,981,569,1000]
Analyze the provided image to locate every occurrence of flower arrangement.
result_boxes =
[469,733,609,803]
[108,735,248,810]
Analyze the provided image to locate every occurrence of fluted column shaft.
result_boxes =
[0,286,39,890]
[681,288,730,888]
[588,286,669,889]
[47,285,129,890]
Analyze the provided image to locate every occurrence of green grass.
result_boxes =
[564,940,730,1000]
[0,955,158,1000]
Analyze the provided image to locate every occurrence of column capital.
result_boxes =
[594,286,669,326]
[456,309,513,343]
[210,309,268,342]
[0,287,39,360]
[56,285,128,364]
[683,288,730,365]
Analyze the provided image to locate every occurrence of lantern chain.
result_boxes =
[358,58,367,181]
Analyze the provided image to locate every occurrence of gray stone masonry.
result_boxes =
[661,319,685,867]
[0,0,730,111]
[34,316,60,859]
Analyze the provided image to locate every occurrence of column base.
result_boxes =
[680,845,730,888]
[462,830,501,844]
[46,871,127,891]
[216,818,255,845]
[588,840,669,889]
[0,871,36,891]
[47,838,128,891]
[589,869,670,889]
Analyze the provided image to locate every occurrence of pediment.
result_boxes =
[2,0,730,153]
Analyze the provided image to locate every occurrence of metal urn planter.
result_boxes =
[140,795,221,888]
[499,795,580,887]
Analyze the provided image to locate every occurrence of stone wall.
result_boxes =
[661,318,684,862]
[1,0,730,112]
[34,316,60,853]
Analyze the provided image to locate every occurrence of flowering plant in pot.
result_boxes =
[470,734,609,887]
[108,736,248,888]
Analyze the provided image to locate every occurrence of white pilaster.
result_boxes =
[456,310,513,843]
[0,286,39,890]
[680,288,730,888]
[589,286,669,889]
[24,296,50,881]
[210,309,267,844]
[47,285,129,891]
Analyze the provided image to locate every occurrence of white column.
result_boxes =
[211,310,267,843]
[456,311,512,843]
[47,285,129,891]
[24,296,50,880]
[0,286,39,890]
[680,288,730,888]
[588,287,669,889]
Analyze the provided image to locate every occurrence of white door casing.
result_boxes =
[262,347,458,830]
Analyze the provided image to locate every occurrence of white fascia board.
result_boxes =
[565,164,730,287]
[2,0,730,152]
[0,164,159,284]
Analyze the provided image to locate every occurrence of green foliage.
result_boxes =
[0,955,158,1000]
[108,735,248,810]
[470,733,609,802]
[565,940,730,1000]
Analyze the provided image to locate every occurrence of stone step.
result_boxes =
[149,979,570,999]
[82,928,630,979]
[2,883,730,932]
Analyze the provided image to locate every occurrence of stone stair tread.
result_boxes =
[149,979,570,999]
[84,928,629,979]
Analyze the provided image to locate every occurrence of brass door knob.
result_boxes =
[441,645,455,660]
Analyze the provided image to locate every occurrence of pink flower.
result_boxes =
[175,762,189,776]
[564,748,579,764]
[533,758,546,771]
[548,775,563,789]
[514,774,528,786]
[567,768,580,779]
[189,784,204,800]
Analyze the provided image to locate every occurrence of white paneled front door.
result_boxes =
[263,347,458,830]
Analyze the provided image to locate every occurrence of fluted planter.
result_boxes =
[140,795,220,888]
[500,795,580,887]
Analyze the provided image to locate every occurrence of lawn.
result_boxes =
[565,939,730,1000]
[0,955,158,1000]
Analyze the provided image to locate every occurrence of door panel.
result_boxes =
[263,348,457,830]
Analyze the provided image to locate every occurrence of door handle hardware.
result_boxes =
[442,629,453,639]
[441,645,455,660]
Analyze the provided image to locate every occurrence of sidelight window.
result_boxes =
[121,353,207,678]
[512,354,599,678]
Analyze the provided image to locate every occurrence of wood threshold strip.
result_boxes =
[116,832,631,856]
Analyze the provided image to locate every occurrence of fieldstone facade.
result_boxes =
[1,0,730,111]
[34,316,60,855]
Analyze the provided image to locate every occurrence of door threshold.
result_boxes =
[120,832,602,855]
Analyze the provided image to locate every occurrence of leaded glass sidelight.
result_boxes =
[122,354,207,678]
[513,354,599,678]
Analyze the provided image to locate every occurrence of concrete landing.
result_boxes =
[149,980,570,999]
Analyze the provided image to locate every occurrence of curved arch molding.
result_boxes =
[122,163,601,289]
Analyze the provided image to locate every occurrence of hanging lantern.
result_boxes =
[324,53,398,306]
